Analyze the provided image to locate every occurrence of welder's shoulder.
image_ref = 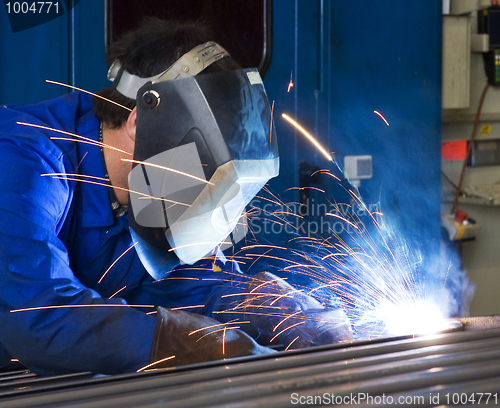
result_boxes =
[0,92,92,166]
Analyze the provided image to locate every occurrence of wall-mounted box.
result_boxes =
[442,15,471,109]
[451,0,491,15]
[468,139,500,166]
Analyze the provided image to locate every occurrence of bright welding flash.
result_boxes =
[377,299,449,336]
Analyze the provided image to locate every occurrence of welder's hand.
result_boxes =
[150,307,274,369]
[242,272,353,350]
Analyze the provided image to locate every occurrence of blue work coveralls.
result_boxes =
[0,92,249,376]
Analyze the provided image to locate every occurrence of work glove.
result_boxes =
[150,307,274,370]
[240,271,353,350]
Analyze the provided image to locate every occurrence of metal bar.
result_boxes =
[195,361,500,408]
[2,329,500,407]
[1,330,496,398]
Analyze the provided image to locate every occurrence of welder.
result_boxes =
[0,18,352,376]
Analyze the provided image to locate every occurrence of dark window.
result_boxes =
[106,0,272,76]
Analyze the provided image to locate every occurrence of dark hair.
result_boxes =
[92,17,239,128]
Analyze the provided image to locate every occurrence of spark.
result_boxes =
[10,304,155,313]
[98,242,138,284]
[42,174,190,207]
[281,114,333,162]
[249,277,287,294]
[284,186,325,193]
[285,336,300,351]
[270,100,275,142]
[170,305,205,311]
[75,151,88,172]
[136,355,176,372]
[269,289,302,306]
[17,122,132,156]
[42,173,109,182]
[46,80,133,112]
[109,286,127,299]
[325,212,360,230]
[273,311,302,332]
[222,327,227,355]
[269,321,306,343]
[188,320,248,336]
[287,71,294,92]
[239,244,287,251]
[195,326,241,342]
[121,159,213,185]
[283,264,325,271]
[374,110,390,126]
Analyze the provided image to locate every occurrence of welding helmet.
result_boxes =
[109,42,279,280]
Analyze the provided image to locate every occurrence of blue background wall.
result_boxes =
[0,0,443,253]
[264,0,443,255]
[0,0,107,105]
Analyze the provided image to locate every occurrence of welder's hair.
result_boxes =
[92,17,239,129]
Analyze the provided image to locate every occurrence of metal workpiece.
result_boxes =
[0,325,500,407]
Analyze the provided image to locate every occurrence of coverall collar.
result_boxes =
[76,111,116,228]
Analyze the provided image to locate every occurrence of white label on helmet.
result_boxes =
[246,71,262,85]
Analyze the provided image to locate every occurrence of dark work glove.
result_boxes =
[241,271,353,349]
[150,307,274,369]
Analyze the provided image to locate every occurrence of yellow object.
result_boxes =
[480,125,492,136]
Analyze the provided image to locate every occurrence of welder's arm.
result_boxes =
[0,140,155,376]
[140,260,353,351]
[150,307,274,369]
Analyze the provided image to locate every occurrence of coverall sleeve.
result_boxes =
[0,139,156,376]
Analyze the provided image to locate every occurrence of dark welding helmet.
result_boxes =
[109,42,279,280]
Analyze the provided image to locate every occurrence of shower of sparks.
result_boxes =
[46,80,133,112]
[281,114,333,162]
[287,71,294,92]
[374,110,390,126]
[206,181,463,341]
[136,355,176,372]
[16,122,132,156]
[121,158,213,185]
[98,242,138,284]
